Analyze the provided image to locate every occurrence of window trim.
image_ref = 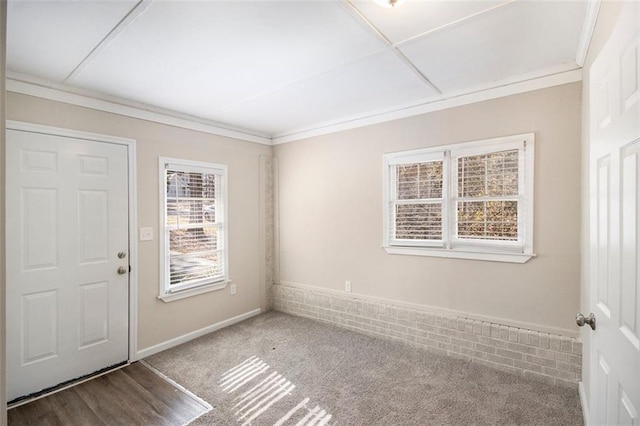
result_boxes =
[382,133,535,263]
[158,157,230,302]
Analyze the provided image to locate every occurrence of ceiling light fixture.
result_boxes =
[372,0,407,8]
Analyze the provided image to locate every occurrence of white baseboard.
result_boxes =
[136,308,262,359]
[579,381,590,426]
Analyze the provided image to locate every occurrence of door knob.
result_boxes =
[117,251,127,259]
[576,313,596,330]
[117,266,128,275]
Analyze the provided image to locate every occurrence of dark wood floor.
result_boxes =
[8,362,211,426]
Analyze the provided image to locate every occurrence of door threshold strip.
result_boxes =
[7,360,129,409]
[139,359,213,422]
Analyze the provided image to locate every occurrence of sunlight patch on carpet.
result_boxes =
[220,356,333,426]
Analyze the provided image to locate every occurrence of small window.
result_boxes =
[159,157,228,302]
[383,134,534,263]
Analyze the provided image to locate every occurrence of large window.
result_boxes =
[159,157,228,302]
[383,134,534,263]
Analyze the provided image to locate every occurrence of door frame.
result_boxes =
[6,120,139,363]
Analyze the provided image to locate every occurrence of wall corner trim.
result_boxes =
[136,308,262,360]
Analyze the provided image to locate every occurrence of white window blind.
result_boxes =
[383,134,534,263]
[455,149,520,242]
[159,158,228,301]
[392,160,444,244]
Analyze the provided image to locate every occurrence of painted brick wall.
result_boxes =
[260,155,276,311]
[264,156,275,310]
[271,283,581,388]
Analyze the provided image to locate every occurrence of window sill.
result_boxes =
[383,246,535,263]
[158,280,230,303]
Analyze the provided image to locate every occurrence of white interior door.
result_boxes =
[588,2,640,424]
[6,126,130,401]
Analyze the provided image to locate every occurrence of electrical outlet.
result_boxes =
[139,227,153,241]
[230,283,237,295]
[345,281,352,292]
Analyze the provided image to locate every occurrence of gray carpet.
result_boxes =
[144,311,583,425]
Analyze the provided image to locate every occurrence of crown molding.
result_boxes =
[6,73,272,145]
[7,66,583,147]
[576,0,601,67]
[272,66,582,144]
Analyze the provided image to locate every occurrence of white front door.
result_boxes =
[588,2,640,424]
[6,125,130,401]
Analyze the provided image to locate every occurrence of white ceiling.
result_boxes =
[7,0,595,142]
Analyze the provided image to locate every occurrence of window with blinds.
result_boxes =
[159,158,228,301]
[383,134,534,263]
[392,160,444,243]
[456,150,519,241]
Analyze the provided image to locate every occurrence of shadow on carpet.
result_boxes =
[144,311,583,426]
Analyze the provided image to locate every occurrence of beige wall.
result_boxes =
[1,1,7,423]
[274,82,582,334]
[580,0,624,413]
[6,93,271,351]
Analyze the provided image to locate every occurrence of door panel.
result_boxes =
[22,188,58,269]
[6,127,129,401]
[621,36,639,113]
[596,156,611,314]
[595,354,609,426]
[79,281,110,348]
[618,387,638,426]
[78,190,109,262]
[621,143,639,351]
[22,290,58,364]
[588,2,640,424]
